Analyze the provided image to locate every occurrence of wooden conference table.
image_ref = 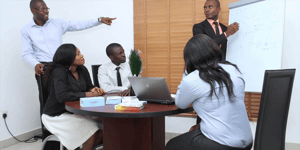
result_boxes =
[65,95,193,150]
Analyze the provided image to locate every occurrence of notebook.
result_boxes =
[128,77,175,104]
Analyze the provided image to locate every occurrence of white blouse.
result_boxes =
[175,64,253,148]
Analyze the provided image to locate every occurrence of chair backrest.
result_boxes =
[254,69,296,150]
[37,75,55,141]
[91,65,101,88]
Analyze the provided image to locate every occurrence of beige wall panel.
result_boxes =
[147,58,168,64]
[170,42,186,49]
[146,43,168,49]
[194,0,206,23]
[147,35,168,41]
[169,70,184,76]
[134,0,147,76]
[170,62,184,66]
[169,0,194,92]
[146,0,170,79]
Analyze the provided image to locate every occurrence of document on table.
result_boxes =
[171,94,176,99]
[122,96,139,103]
[106,96,122,104]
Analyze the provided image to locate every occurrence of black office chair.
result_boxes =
[92,65,101,88]
[253,69,295,150]
[37,75,64,150]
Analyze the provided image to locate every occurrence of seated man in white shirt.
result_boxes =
[98,43,133,96]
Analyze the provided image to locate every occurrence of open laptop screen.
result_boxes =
[128,77,174,102]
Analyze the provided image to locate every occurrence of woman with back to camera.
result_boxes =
[42,43,105,150]
[166,34,253,150]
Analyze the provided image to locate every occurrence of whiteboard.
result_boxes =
[226,0,285,92]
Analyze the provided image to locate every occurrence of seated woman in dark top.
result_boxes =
[42,43,105,150]
[166,34,253,150]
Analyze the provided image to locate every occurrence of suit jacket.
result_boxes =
[193,19,228,61]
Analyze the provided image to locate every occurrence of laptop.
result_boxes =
[128,77,175,104]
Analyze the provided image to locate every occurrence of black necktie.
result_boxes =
[213,22,220,35]
[116,67,122,87]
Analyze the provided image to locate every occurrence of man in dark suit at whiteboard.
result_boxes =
[193,0,239,61]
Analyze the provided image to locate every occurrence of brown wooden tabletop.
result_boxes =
[65,97,193,118]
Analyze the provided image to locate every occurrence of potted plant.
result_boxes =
[129,48,142,77]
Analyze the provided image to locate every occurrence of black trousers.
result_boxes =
[165,129,252,150]
[35,62,50,117]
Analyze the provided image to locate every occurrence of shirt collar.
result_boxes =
[30,18,51,27]
[207,19,220,26]
[108,61,126,70]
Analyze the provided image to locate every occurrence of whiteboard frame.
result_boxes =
[229,0,264,9]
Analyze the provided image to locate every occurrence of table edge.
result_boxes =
[65,104,194,118]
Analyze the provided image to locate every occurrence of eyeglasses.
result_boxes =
[34,8,50,12]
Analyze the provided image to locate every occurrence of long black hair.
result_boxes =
[45,44,77,86]
[184,34,241,98]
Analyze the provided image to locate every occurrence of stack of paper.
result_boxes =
[106,96,122,105]
[114,100,147,111]
[122,96,139,103]
[171,94,176,99]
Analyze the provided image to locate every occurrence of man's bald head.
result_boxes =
[30,0,44,8]
[207,0,220,8]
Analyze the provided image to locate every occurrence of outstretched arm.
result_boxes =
[60,17,117,33]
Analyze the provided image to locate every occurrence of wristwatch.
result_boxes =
[98,17,103,23]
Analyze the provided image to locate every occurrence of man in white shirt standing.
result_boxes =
[21,0,116,120]
[98,43,133,96]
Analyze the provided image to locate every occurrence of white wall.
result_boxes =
[282,0,300,144]
[0,0,133,141]
[166,0,300,145]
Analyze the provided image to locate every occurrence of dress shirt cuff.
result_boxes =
[224,32,227,38]
[97,17,103,25]
[96,18,102,25]
[29,61,40,68]
[88,19,101,27]
[33,61,40,68]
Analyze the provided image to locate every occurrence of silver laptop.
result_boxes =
[128,77,175,104]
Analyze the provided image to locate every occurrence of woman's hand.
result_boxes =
[86,87,106,97]
[90,87,106,95]
[97,88,106,95]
